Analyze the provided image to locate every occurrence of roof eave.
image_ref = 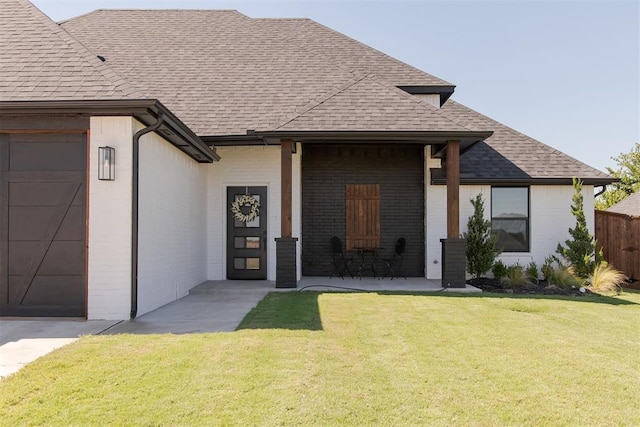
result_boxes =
[0,99,219,162]
[253,129,491,144]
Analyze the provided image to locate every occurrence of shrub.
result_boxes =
[550,265,584,289]
[464,194,500,278]
[492,260,507,280]
[502,264,530,288]
[526,261,539,283]
[587,263,625,295]
[556,178,604,278]
[541,256,555,282]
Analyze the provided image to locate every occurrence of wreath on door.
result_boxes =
[231,194,261,223]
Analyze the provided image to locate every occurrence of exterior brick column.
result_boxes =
[441,238,466,288]
[275,237,298,288]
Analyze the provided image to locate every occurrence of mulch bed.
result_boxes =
[468,277,639,296]
[467,277,590,296]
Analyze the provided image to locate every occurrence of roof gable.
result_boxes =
[271,74,469,132]
[0,0,143,101]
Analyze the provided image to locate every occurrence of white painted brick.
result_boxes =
[87,117,134,320]
[425,171,597,279]
[206,145,301,281]
[137,128,208,316]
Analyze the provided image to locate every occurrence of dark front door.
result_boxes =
[1,133,87,317]
[227,186,267,279]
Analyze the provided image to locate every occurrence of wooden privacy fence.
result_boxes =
[595,210,640,280]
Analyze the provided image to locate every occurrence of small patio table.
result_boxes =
[353,247,383,279]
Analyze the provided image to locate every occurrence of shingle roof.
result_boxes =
[607,192,640,216]
[0,0,144,100]
[271,74,470,132]
[1,3,613,182]
[59,9,455,136]
[438,100,611,181]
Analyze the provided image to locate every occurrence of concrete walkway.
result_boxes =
[0,319,119,379]
[1,278,478,379]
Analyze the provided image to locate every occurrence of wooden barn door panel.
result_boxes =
[345,184,380,250]
[1,133,87,317]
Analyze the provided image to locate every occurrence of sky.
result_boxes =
[31,0,639,173]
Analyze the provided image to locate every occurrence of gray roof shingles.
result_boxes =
[272,74,470,132]
[607,192,640,216]
[0,0,144,100]
[439,100,611,180]
[1,2,612,182]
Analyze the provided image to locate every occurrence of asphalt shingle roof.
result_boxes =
[272,74,469,132]
[1,2,612,182]
[607,192,640,217]
[0,0,144,100]
[439,100,611,181]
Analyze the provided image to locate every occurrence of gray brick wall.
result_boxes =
[276,237,298,288]
[302,144,424,276]
[441,238,466,287]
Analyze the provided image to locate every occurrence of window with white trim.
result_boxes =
[491,187,529,252]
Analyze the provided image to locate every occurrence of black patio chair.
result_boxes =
[330,236,354,279]
[381,237,406,280]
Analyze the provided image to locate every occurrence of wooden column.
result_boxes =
[280,139,293,238]
[446,140,460,238]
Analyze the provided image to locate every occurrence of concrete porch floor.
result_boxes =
[298,276,480,293]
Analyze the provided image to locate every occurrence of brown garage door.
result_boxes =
[0,132,87,317]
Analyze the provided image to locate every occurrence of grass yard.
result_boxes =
[2,291,640,426]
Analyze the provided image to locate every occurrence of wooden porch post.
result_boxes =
[281,139,293,238]
[441,140,466,288]
[446,140,460,238]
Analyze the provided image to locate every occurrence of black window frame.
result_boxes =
[491,186,530,253]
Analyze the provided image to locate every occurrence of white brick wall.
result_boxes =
[137,128,208,317]
[522,185,595,267]
[206,145,302,281]
[424,150,596,280]
[484,185,595,269]
[87,117,134,320]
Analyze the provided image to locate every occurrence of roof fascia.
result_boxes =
[0,99,219,162]
[430,176,618,186]
[204,130,492,154]
[252,130,492,143]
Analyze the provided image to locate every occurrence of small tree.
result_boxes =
[596,142,640,210]
[556,177,603,278]
[463,194,500,278]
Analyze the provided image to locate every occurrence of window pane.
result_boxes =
[492,187,528,218]
[246,237,260,249]
[492,187,529,252]
[234,237,245,248]
[233,258,245,270]
[246,258,260,270]
[493,219,528,252]
[246,195,260,228]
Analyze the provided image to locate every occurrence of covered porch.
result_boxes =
[266,132,492,289]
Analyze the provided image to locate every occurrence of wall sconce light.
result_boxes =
[98,146,115,181]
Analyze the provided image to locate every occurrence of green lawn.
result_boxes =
[2,291,640,426]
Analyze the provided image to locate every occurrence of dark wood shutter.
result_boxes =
[345,184,380,250]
